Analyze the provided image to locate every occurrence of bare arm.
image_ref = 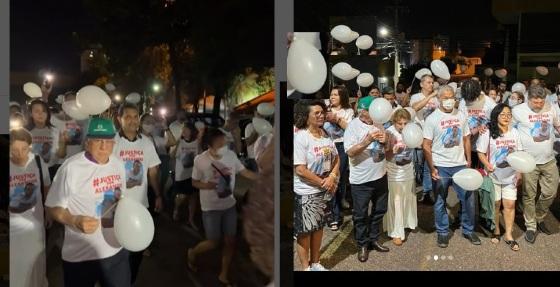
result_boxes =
[245,132,259,147]
[294,165,323,188]
[463,136,471,167]
[148,166,161,197]
[422,138,439,180]
[477,152,494,172]
[346,132,376,157]
[47,206,99,234]
[192,179,218,190]
[165,130,177,148]
[411,92,437,112]
[240,168,258,180]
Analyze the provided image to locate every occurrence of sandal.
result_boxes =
[504,239,520,251]
[490,234,501,244]
[186,248,198,272]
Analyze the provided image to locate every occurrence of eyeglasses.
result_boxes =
[498,113,512,118]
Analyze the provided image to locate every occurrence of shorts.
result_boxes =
[493,183,517,201]
[202,206,237,241]
[293,192,326,237]
[174,178,197,195]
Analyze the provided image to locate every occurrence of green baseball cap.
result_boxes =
[87,117,116,139]
[357,96,374,112]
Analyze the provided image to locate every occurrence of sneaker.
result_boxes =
[463,233,481,245]
[310,263,329,271]
[303,266,311,271]
[437,234,449,248]
[537,222,553,235]
[525,230,537,243]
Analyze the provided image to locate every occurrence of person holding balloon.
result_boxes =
[324,85,354,231]
[476,103,523,251]
[512,85,560,243]
[410,74,438,204]
[112,103,163,284]
[187,128,258,283]
[344,96,390,262]
[383,109,418,246]
[422,85,480,248]
[45,117,132,287]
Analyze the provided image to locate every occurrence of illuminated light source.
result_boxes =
[159,107,167,117]
[10,119,23,130]
[45,73,54,81]
[153,83,161,92]
[114,94,122,102]
[379,27,389,37]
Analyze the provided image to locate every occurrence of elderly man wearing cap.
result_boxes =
[344,96,391,263]
[45,117,130,287]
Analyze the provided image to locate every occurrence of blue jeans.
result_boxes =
[351,175,389,247]
[432,166,475,236]
[415,149,432,194]
[329,142,348,224]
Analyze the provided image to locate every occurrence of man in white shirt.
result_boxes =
[423,85,479,248]
[410,74,438,203]
[113,103,162,284]
[512,85,560,243]
[344,96,390,263]
[46,117,130,287]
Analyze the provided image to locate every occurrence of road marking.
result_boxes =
[320,222,352,259]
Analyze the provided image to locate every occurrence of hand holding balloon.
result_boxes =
[72,215,100,234]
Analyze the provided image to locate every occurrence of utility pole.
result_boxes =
[385,0,409,88]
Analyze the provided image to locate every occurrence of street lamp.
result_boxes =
[45,73,54,82]
[152,83,161,93]
[114,94,122,102]
[379,27,389,37]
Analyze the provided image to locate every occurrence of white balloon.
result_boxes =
[105,83,116,92]
[126,92,142,104]
[507,151,536,173]
[287,80,295,97]
[430,60,450,80]
[536,66,549,76]
[356,35,373,50]
[415,68,432,80]
[368,98,393,124]
[433,82,440,90]
[293,32,321,50]
[62,100,89,120]
[331,62,355,81]
[495,69,507,78]
[76,85,112,115]
[350,68,360,79]
[350,31,359,41]
[330,25,353,43]
[23,82,42,98]
[452,168,483,191]
[402,123,423,148]
[114,197,155,252]
[252,117,273,135]
[356,73,374,87]
[257,102,274,116]
[287,40,327,94]
[404,107,416,120]
[484,68,493,77]
[511,82,526,94]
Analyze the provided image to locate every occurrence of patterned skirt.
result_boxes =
[294,192,327,237]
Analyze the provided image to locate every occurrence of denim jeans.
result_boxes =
[432,165,475,236]
[415,148,433,194]
[351,175,389,247]
[329,142,348,224]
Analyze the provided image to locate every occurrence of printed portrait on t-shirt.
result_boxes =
[494,146,515,168]
[442,126,461,148]
[467,115,489,136]
[9,182,38,213]
[531,120,551,143]
[125,159,144,189]
[182,152,196,168]
[211,161,233,198]
[424,101,437,120]
[65,122,83,145]
[370,141,385,163]
[32,142,52,164]
[97,187,121,228]
[309,145,334,176]
[322,122,344,139]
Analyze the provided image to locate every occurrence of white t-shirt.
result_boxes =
[45,152,126,262]
[546,93,560,116]
[175,139,199,181]
[245,123,256,159]
[423,109,470,167]
[323,108,354,143]
[410,92,439,126]
[113,134,161,207]
[192,150,246,211]
[10,153,50,235]
[51,116,87,165]
[512,102,560,164]
[254,133,273,163]
[458,96,497,149]
[145,133,168,156]
[386,126,414,182]
[293,129,338,195]
[476,129,523,186]
[30,126,60,167]
[343,118,387,185]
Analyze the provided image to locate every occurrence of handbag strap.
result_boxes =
[211,163,229,181]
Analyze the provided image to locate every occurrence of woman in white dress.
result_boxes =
[383,109,418,246]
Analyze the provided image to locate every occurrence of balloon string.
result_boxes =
[101,201,118,217]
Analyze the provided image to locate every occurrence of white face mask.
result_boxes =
[441,99,455,110]
[142,124,154,134]
[215,145,228,156]
[508,99,519,107]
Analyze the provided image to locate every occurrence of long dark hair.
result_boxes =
[27,100,54,130]
[331,85,351,109]
[462,79,482,103]
[489,103,511,139]
[294,100,327,129]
